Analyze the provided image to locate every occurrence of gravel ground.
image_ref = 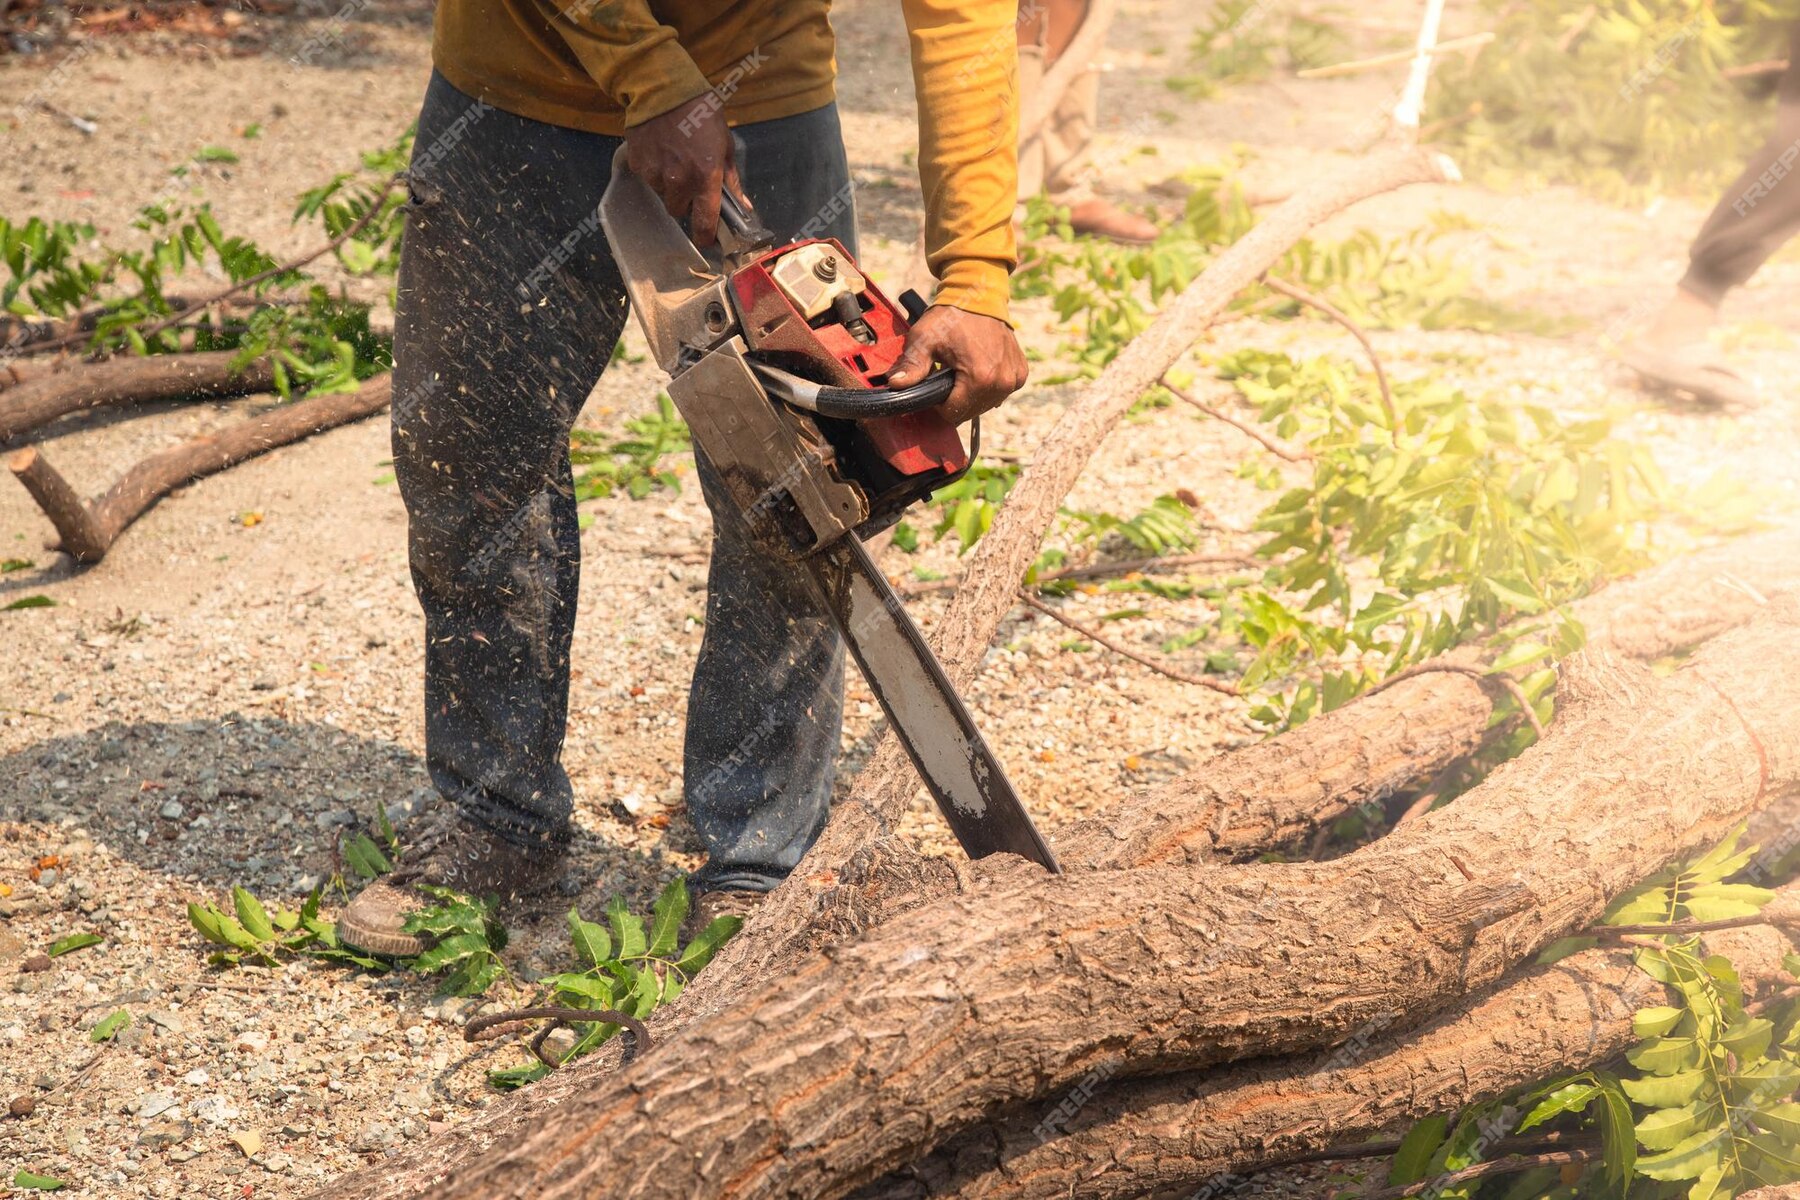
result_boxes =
[3,1,1800,1196]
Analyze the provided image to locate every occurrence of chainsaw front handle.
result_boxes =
[751,361,957,420]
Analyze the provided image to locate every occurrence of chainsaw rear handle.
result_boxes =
[752,360,957,420]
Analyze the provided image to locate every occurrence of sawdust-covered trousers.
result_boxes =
[392,71,856,892]
[1682,19,1800,305]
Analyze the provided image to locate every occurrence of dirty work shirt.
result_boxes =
[432,0,1019,323]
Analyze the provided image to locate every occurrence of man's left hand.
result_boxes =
[887,306,1028,426]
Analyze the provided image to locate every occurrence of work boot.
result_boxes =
[337,809,565,957]
[684,888,766,942]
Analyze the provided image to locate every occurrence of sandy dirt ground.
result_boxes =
[1,1,1799,1196]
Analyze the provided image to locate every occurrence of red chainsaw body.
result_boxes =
[729,238,967,481]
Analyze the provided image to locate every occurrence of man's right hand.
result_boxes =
[625,93,736,248]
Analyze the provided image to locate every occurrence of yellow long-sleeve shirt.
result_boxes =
[432,0,1018,323]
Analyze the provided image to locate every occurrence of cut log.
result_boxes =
[336,607,1800,1200]
[0,349,277,443]
[858,908,1800,1200]
[8,374,391,563]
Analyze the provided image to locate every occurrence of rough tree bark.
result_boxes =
[858,913,1800,1200]
[8,373,391,562]
[333,605,1800,1200]
[0,349,276,443]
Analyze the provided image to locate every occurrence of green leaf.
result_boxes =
[90,1009,130,1042]
[0,558,34,572]
[1388,1113,1447,1185]
[487,1061,550,1090]
[410,932,488,974]
[1619,1067,1709,1109]
[1632,1006,1687,1039]
[607,895,647,960]
[1634,1127,1728,1183]
[47,932,103,958]
[3,595,56,611]
[187,902,232,945]
[647,877,689,959]
[341,832,391,880]
[194,145,240,164]
[1595,1076,1637,1200]
[1635,1101,1707,1151]
[1518,1080,1598,1131]
[12,1172,65,1191]
[1719,1016,1774,1062]
[1628,1035,1703,1075]
[567,908,612,969]
[675,915,742,975]
[232,886,275,942]
[1755,1102,1800,1141]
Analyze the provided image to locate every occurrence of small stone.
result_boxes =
[138,1117,192,1150]
[234,1029,270,1054]
[183,1068,209,1086]
[349,1121,395,1152]
[36,868,58,887]
[403,1025,428,1048]
[158,800,185,821]
[0,927,23,961]
[192,1095,240,1125]
[145,1010,185,1033]
[135,1092,178,1119]
[20,954,52,973]
[8,1094,34,1118]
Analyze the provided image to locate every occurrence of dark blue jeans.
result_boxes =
[392,72,854,892]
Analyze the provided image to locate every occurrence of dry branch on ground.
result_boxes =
[0,349,276,443]
[8,374,391,562]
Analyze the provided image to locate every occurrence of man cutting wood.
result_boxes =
[337,0,1028,954]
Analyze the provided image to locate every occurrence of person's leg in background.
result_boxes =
[1017,0,1159,244]
[1627,20,1800,406]
[682,104,858,907]
[341,73,629,954]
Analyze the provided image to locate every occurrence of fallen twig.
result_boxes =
[1295,31,1493,79]
[1160,374,1312,462]
[1017,589,1239,694]
[464,1005,652,1067]
[1262,272,1400,440]
[1348,1148,1599,1200]
[900,551,1260,597]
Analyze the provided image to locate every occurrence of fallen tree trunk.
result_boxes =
[1058,525,1800,871]
[0,349,277,443]
[8,373,391,563]
[858,909,1800,1200]
[348,607,1800,1200]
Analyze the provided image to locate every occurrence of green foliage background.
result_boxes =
[1430,2,1793,198]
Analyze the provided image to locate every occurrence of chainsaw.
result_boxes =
[597,148,1058,873]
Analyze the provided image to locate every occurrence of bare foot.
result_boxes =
[1066,197,1159,244]
[1645,286,1718,348]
